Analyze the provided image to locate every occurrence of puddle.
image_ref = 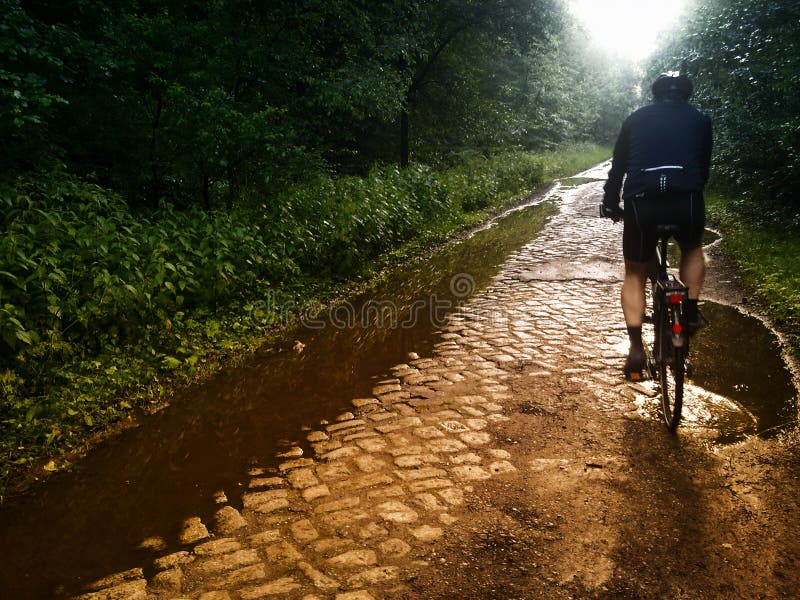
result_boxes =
[560,177,605,188]
[688,302,797,442]
[0,191,558,597]
[563,163,796,441]
[630,300,797,443]
[634,232,795,442]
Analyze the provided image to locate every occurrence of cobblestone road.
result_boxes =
[75,167,659,600]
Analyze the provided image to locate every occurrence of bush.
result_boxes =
[278,165,457,277]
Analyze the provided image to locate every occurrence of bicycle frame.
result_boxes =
[652,237,689,350]
[650,232,689,429]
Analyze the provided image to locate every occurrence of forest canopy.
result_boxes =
[1,0,637,209]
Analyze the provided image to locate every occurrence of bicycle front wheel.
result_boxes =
[658,310,684,430]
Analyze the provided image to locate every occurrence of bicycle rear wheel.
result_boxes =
[658,306,684,430]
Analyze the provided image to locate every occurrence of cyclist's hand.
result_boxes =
[599,203,623,222]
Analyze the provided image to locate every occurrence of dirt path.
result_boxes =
[75,170,800,599]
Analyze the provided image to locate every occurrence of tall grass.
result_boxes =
[706,194,800,331]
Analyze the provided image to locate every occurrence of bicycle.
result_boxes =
[648,224,690,430]
[600,206,690,430]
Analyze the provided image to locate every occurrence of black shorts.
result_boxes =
[623,192,705,263]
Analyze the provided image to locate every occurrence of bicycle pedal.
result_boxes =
[625,369,649,382]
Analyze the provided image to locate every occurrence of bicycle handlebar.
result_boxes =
[598,203,623,222]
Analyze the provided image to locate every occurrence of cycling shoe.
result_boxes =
[684,311,709,337]
[624,346,648,381]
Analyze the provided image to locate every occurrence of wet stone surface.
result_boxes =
[73,170,778,599]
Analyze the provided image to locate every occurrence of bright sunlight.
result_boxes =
[568,0,689,62]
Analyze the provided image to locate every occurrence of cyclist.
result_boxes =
[602,72,713,379]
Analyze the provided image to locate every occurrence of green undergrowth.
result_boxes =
[0,143,608,494]
[705,193,800,342]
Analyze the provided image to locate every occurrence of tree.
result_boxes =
[649,0,800,205]
[396,0,565,165]
[0,0,70,171]
[2,0,636,208]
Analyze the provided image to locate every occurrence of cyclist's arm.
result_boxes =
[604,120,630,206]
[700,114,713,185]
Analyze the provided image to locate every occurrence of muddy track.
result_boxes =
[18,167,800,599]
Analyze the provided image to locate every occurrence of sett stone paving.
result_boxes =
[76,171,645,600]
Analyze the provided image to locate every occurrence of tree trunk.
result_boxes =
[202,172,211,211]
[400,110,410,167]
[148,96,163,210]
[399,26,465,168]
[226,164,236,212]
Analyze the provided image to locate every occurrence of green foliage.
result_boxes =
[1,0,631,202]
[706,194,800,330]
[437,144,609,212]
[275,165,453,277]
[0,172,294,477]
[515,24,640,148]
[400,0,564,157]
[649,0,800,206]
[0,145,607,487]
[0,0,68,169]
[650,0,800,348]
[410,10,639,160]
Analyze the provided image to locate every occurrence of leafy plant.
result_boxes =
[706,194,800,329]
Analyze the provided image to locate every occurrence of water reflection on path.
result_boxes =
[0,187,559,597]
[687,302,797,442]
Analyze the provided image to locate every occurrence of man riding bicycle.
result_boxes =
[602,72,713,379]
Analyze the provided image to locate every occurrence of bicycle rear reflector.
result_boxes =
[668,292,684,305]
[673,322,683,335]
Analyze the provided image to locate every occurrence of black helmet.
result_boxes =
[651,73,693,101]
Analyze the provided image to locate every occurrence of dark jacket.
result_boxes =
[604,100,713,204]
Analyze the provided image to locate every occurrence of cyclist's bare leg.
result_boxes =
[679,244,706,328]
[622,260,648,327]
[621,260,649,376]
[679,245,705,300]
